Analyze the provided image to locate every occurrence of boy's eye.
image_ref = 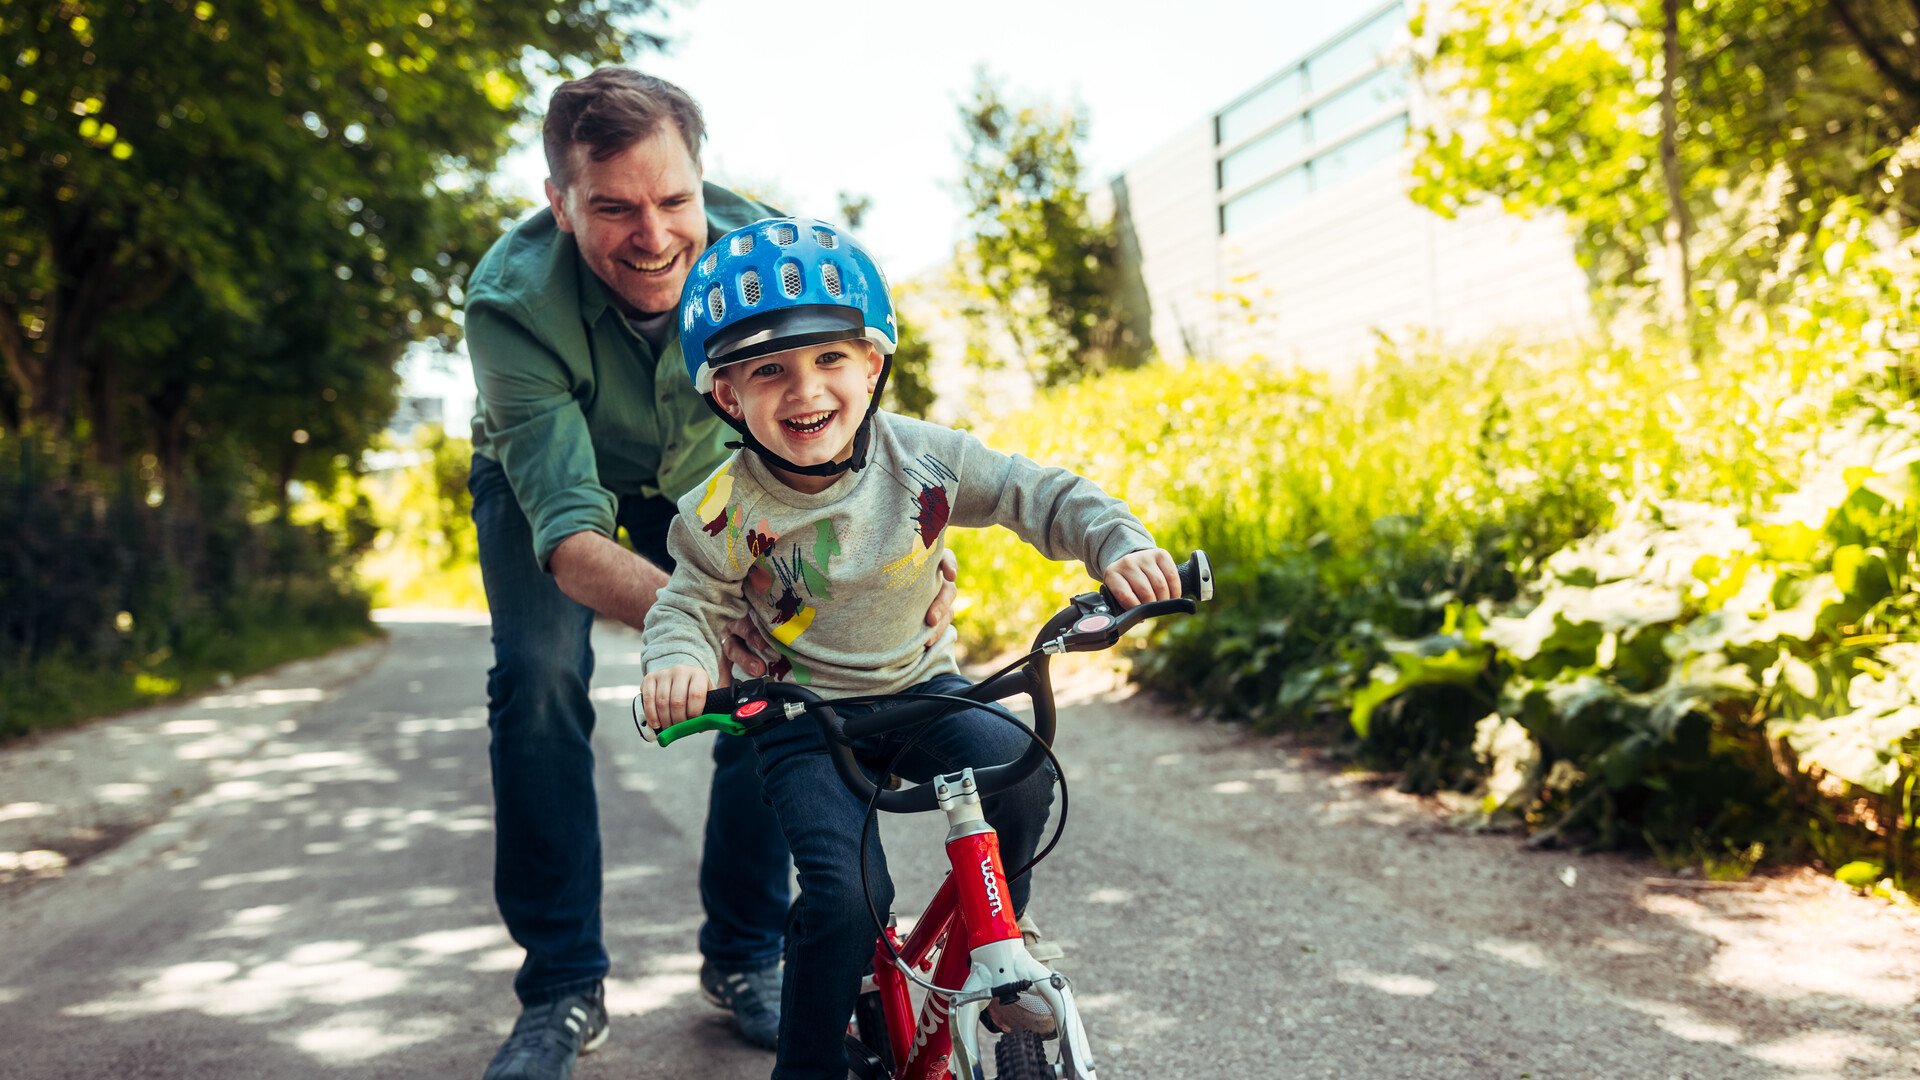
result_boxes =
[817,350,845,364]
[751,362,782,379]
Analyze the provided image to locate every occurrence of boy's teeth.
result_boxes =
[783,411,834,433]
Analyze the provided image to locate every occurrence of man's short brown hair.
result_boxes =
[543,68,705,190]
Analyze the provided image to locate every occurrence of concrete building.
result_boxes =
[1114,1,1591,367]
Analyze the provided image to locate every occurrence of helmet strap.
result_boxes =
[703,357,893,479]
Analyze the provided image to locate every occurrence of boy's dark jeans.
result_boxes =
[751,672,1057,1080]
[470,453,791,1005]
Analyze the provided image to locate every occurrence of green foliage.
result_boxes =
[0,427,375,740]
[1411,0,1920,316]
[1,0,650,473]
[357,424,485,609]
[0,2,649,730]
[1349,203,1920,884]
[952,69,1150,388]
[950,198,1920,884]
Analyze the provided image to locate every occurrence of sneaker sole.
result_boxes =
[582,1022,610,1055]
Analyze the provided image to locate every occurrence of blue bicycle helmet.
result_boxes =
[679,217,898,477]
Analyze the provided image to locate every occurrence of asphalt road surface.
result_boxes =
[2,615,1917,1079]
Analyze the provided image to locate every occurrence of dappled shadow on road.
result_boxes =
[1047,685,1920,1080]
[0,620,770,1079]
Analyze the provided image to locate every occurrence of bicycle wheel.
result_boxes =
[993,1030,1054,1079]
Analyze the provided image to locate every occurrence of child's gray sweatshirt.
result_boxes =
[641,411,1155,695]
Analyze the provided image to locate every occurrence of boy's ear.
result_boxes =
[863,342,884,394]
[710,377,745,420]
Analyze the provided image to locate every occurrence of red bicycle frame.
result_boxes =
[870,823,1023,1079]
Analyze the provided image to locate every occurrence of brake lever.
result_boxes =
[1050,594,1197,653]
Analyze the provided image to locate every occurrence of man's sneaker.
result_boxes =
[699,960,781,1050]
[987,915,1062,1036]
[482,982,609,1080]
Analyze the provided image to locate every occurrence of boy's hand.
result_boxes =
[642,664,713,730]
[1103,548,1180,609]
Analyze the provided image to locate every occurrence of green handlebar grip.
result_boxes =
[651,712,750,748]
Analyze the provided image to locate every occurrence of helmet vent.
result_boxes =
[812,227,838,249]
[779,260,803,298]
[771,223,798,246]
[700,250,718,274]
[821,261,843,298]
[707,285,726,323]
[740,269,762,306]
[730,233,754,256]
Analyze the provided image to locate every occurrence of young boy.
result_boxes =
[639,217,1176,1080]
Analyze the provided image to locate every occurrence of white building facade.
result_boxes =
[1116,1,1591,367]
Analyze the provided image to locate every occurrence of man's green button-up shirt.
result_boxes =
[464,182,774,568]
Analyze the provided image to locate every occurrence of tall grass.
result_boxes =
[949,337,1850,693]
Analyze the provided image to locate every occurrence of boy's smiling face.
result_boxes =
[712,339,884,492]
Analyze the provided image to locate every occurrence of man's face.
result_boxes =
[547,125,706,316]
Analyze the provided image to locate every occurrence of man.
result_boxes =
[462,69,955,1080]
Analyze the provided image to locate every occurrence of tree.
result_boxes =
[0,0,653,473]
[952,70,1150,388]
[1410,0,1920,330]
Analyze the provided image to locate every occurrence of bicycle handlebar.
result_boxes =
[633,550,1213,812]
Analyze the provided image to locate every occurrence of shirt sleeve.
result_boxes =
[466,303,617,569]
[940,426,1156,574]
[641,496,752,684]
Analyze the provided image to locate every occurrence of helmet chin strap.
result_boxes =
[705,359,893,479]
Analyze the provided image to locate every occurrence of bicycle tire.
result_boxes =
[993,1030,1055,1079]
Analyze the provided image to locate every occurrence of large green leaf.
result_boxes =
[1771,705,1920,794]
[1349,637,1490,739]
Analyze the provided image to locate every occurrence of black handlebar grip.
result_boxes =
[704,686,741,716]
[1179,550,1214,603]
[1098,550,1213,610]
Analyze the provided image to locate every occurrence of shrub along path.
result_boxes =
[0,618,1914,1078]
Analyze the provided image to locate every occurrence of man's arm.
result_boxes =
[549,530,669,631]
[549,528,799,680]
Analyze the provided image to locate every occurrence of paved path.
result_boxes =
[1,614,1917,1079]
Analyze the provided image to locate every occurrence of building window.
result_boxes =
[1311,114,1409,190]
[1305,65,1407,149]
[1220,165,1311,234]
[1306,4,1405,91]
[1213,1,1410,234]
[1218,69,1307,148]
[1219,116,1310,194]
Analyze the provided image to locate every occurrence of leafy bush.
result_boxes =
[1352,205,1920,887]
[950,330,1844,728]
[950,200,1912,887]
[0,429,376,740]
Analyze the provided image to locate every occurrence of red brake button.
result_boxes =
[1073,614,1114,633]
[736,699,768,719]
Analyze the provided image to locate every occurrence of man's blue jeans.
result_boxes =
[470,453,791,1005]
[750,672,1056,1080]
